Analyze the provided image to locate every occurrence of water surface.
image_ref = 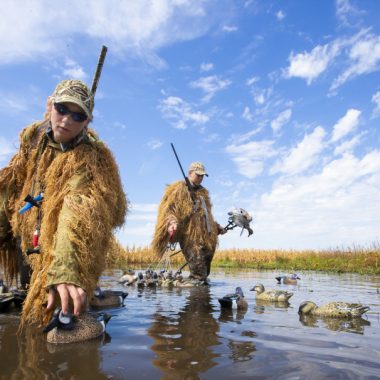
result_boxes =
[1,269,379,379]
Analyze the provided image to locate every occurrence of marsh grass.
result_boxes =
[106,241,380,275]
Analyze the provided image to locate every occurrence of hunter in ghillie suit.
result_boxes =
[152,162,225,282]
[0,79,127,328]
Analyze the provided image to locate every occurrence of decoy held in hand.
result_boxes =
[90,287,128,308]
[45,309,112,343]
[251,284,293,302]
[298,301,370,318]
[275,274,301,285]
[218,287,248,310]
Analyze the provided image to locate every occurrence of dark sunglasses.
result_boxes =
[53,103,88,123]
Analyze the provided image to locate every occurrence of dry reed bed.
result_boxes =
[106,242,380,275]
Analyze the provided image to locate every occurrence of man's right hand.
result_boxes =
[168,221,178,237]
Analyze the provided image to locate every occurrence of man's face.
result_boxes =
[188,170,204,186]
[50,102,89,144]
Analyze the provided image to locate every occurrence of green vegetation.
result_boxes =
[106,241,380,275]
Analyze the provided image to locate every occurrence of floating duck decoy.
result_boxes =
[0,293,15,312]
[275,274,301,285]
[118,270,138,286]
[44,309,112,343]
[218,287,248,310]
[298,301,370,318]
[251,284,293,302]
[89,287,128,308]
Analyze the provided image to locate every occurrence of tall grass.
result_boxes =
[106,241,380,275]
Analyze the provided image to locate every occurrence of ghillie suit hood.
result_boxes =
[152,181,218,257]
[0,121,127,327]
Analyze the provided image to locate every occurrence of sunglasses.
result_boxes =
[53,103,88,123]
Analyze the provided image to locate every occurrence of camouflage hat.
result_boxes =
[189,161,208,177]
[53,79,94,118]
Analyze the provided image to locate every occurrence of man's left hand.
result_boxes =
[46,283,87,316]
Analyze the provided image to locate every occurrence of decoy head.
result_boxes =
[250,284,264,293]
[298,301,317,315]
[235,287,244,298]
[291,274,301,280]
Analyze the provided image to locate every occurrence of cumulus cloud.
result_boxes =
[256,150,380,249]
[226,140,277,178]
[331,108,361,142]
[271,109,292,133]
[285,42,341,84]
[190,75,231,102]
[371,91,380,118]
[0,0,229,66]
[270,126,326,175]
[63,59,88,80]
[158,95,209,129]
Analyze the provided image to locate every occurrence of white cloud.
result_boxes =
[271,109,292,133]
[255,150,380,249]
[333,133,363,156]
[0,0,228,66]
[0,136,16,164]
[285,42,341,84]
[246,76,259,86]
[270,126,326,175]
[222,25,238,32]
[371,91,380,118]
[190,75,231,102]
[200,62,214,72]
[331,108,361,142]
[336,0,363,26]
[242,106,254,122]
[147,139,163,150]
[331,34,380,90]
[276,10,286,21]
[158,96,209,129]
[63,59,87,80]
[226,140,277,178]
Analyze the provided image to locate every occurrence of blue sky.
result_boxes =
[1,0,379,250]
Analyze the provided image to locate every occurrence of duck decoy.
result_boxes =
[118,270,138,286]
[298,301,370,318]
[251,284,293,302]
[89,287,128,308]
[45,309,112,343]
[275,274,301,285]
[218,287,248,310]
[0,293,15,312]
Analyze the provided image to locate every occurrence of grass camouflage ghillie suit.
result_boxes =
[152,162,220,281]
[0,79,127,327]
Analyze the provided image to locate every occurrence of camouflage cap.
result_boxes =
[53,79,94,118]
[189,161,208,177]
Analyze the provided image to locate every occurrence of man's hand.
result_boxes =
[46,283,87,316]
[217,223,226,235]
[167,220,178,237]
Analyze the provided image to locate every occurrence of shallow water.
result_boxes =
[1,269,380,380]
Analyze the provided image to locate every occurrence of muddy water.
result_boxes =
[1,269,379,380]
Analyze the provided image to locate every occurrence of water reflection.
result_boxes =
[218,308,247,323]
[0,314,110,380]
[148,287,220,379]
[299,314,371,334]
[253,299,290,314]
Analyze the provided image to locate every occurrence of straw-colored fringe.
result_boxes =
[151,181,218,257]
[1,121,127,328]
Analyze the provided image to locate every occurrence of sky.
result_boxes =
[0,0,379,251]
